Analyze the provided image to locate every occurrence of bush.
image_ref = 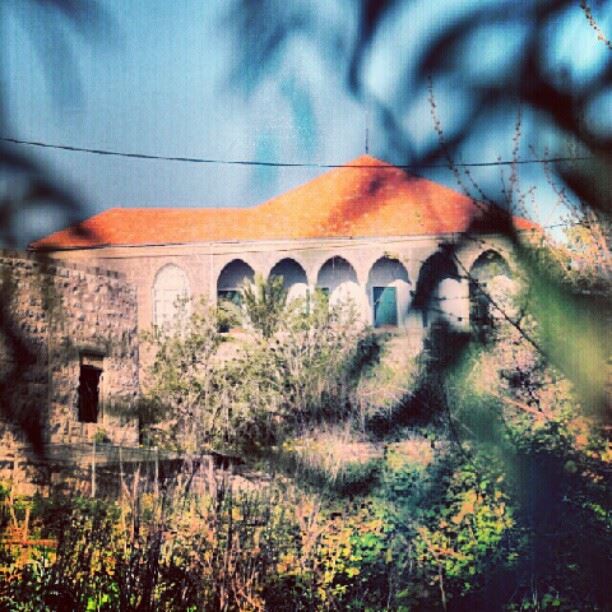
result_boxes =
[141,290,378,453]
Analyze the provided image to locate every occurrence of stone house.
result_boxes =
[0,155,537,484]
[0,251,140,453]
[32,156,535,341]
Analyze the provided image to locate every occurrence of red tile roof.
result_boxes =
[31,156,537,249]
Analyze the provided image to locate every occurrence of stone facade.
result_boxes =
[0,250,139,452]
[47,232,516,340]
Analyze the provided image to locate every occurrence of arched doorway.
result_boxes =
[269,258,308,302]
[366,257,411,328]
[216,259,255,305]
[469,250,512,338]
[413,250,462,328]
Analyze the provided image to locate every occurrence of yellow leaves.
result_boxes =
[416,526,461,561]
[494,502,506,517]
[316,586,328,603]
[601,443,612,464]
[276,552,298,575]
[360,517,384,533]
[384,545,394,564]
[322,569,335,585]
[413,473,515,595]
[451,490,478,525]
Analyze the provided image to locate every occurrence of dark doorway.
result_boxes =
[78,364,102,423]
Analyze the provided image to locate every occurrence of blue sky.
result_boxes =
[2,0,609,245]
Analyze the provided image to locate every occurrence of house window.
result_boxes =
[153,264,190,328]
[373,286,398,327]
[216,259,255,332]
[468,250,512,341]
[78,354,103,423]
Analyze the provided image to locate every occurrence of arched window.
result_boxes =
[153,264,190,328]
[316,256,365,317]
[413,250,460,328]
[316,256,358,295]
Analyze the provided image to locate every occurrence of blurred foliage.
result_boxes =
[0,0,111,248]
[0,0,111,452]
[229,0,610,211]
[0,1,609,608]
[228,0,611,421]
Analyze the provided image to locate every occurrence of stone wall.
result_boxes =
[0,250,139,453]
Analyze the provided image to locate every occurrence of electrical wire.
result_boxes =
[0,136,594,169]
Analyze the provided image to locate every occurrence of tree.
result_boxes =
[241,273,288,338]
[141,290,373,451]
[141,299,225,453]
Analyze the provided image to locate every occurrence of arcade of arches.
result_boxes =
[154,246,514,335]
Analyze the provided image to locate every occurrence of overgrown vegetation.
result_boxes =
[139,286,378,453]
[2,249,610,609]
[0,0,608,608]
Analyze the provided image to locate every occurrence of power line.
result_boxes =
[0,136,594,169]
